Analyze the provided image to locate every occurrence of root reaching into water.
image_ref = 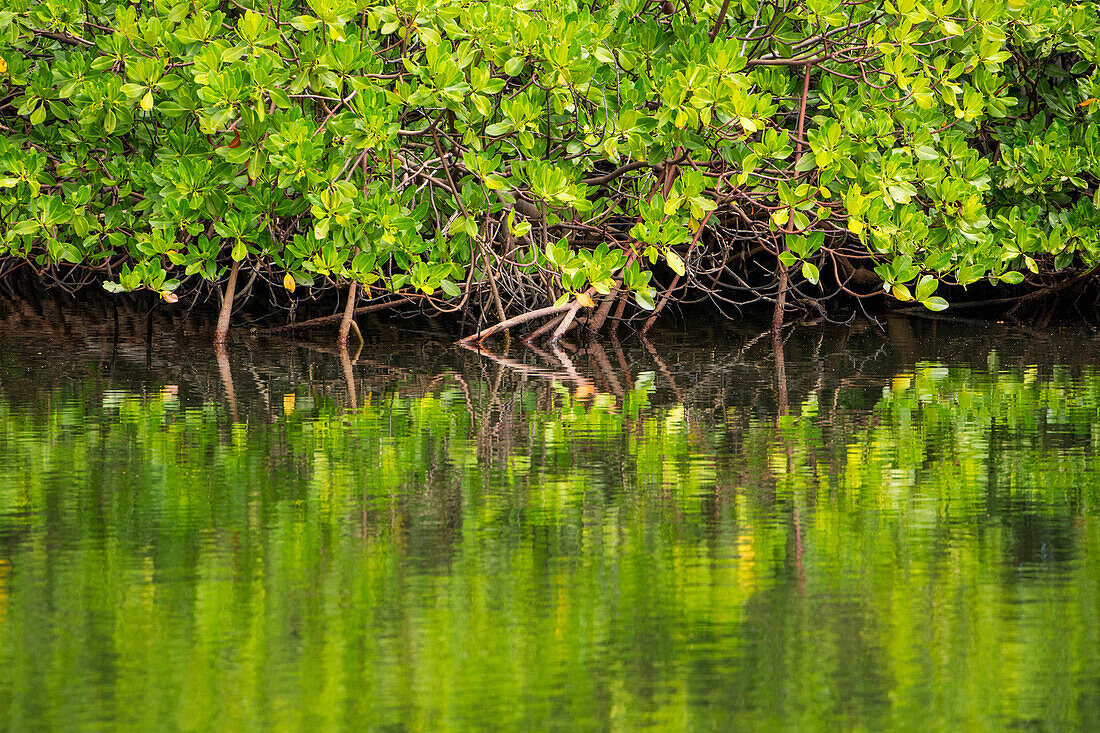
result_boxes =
[214,261,239,346]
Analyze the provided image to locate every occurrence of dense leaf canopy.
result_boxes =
[1,0,1099,337]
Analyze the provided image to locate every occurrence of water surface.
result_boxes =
[1,305,1099,730]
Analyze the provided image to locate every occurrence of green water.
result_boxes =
[1,314,1099,731]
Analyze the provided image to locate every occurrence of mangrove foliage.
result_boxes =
[1,0,1099,341]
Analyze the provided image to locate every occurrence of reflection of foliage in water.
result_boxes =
[1,361,1099,730]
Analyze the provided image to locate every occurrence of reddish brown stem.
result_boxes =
[254,297,410,335]
[214,260,240,345]
[524,312,567,343]
[772,264,788,337]
[795,64,813,160]
[588,282,621,335]
[337,281,357,348]
[608,291,629,339]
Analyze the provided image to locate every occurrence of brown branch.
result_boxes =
[457,302,573,344]
[550,302,581,342]
[583,160,652,186]
[458,288,593,344]
[214,260,240,345]
[34,30,94,47]
[524,312,567,342]
[708,0,732,41]
[337,281,357,348]
[253,296,411,335]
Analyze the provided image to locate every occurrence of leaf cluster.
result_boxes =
[1,0,1099,323]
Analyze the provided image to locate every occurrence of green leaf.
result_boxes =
[915,274,937,301]
[887,185,912,204]
[634,289,656,310]
[942,20,963,35]
[914,145,939,161]
[418,26,440,46]
[922,296,949,312]
[268,88,291,109]
[801,261,820,285]
[440,279,461,298]
[795,155,817,172]
[290,15,320,31]
[471,94,491,117]
[999,271,1024,284]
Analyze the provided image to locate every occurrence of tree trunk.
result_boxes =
[337,281,357,348]
[214,260,240,345]
[772,263,788,337]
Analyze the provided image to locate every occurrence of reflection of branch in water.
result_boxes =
[488,354,508,412]
[443,363,521,469]
[440,368,479,432]
[550,345,596,401]
[457,341,576,384]
[240,360,276,420]
[260,334,375,362]
[251,334,425,407]
[214,344,239,422]
[767,328,803,593]
[609,335,634,391]
[587,341,624,397]
[640,336,682,401]
[458,341,602,405]
[682,328,770,401]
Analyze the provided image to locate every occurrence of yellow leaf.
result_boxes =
[283,272,296,293]
[161,291,178,303]
[576,292,595,308]
[0,58,7,74]
[140,91,153,111]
